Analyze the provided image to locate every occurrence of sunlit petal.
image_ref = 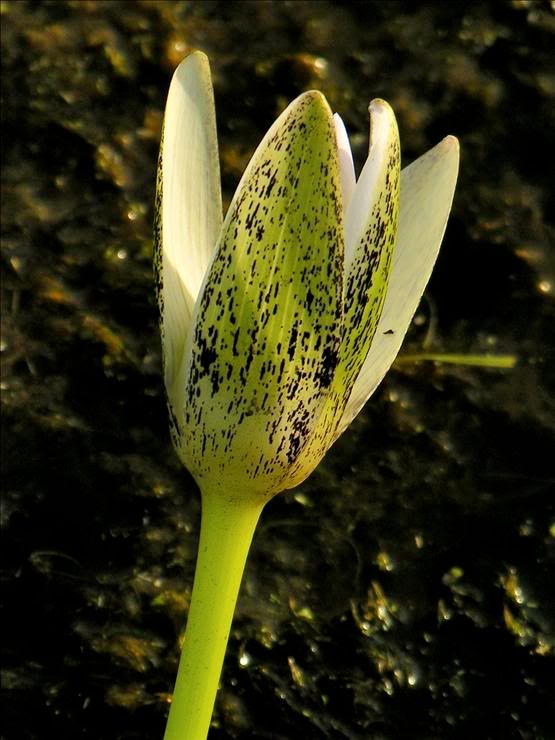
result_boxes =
[154,51,222,410]
[333,113,356,212]
[336,135,460,437]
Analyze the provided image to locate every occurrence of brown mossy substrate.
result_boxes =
[2,2,554,739]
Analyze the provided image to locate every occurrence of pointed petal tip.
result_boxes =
[333,112,351,155]
[368,98,394,116]
[302,89,327,102]
[189,49,209,62]
[366,98,398,154]
[173,49,210,79]
[443,134,459,147]
[440,134,460,158]
[276,90,334,137]
[412,135,459,182]
[431,135,460,180]
[297,89,333,117]
[180,49,209,65]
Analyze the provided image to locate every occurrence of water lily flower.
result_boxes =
[155,51,458,740]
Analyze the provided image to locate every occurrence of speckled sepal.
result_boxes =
[177,91,344,499]
[284,100,401,489]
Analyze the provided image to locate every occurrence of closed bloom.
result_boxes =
[156,51,460,740]
[154,51,459,502]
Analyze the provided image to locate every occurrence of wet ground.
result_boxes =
[1,1,554,738]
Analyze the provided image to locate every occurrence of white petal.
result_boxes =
[154,51,222,405]
[335,135,460,437]
[333,113,356,212]
[344,99,398,272]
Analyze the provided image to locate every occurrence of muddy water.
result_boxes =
[2,2,554,738]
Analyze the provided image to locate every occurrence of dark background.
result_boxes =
[2,1,554,738]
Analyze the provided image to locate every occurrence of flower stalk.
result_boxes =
[163,491,263,740]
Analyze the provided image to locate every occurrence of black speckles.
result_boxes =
[314,344,339,390]
[287,432,301,465]
[264,170,277,198]
[232,328,241,357]
[286,405,311,465]
[287,323,298,361]
[210,367,221,395]
[244,346,254,377]
[278,357,286,384]
[244,202,261,233]
[199,338,218,374]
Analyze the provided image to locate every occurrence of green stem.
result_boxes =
[163,489,265,740]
